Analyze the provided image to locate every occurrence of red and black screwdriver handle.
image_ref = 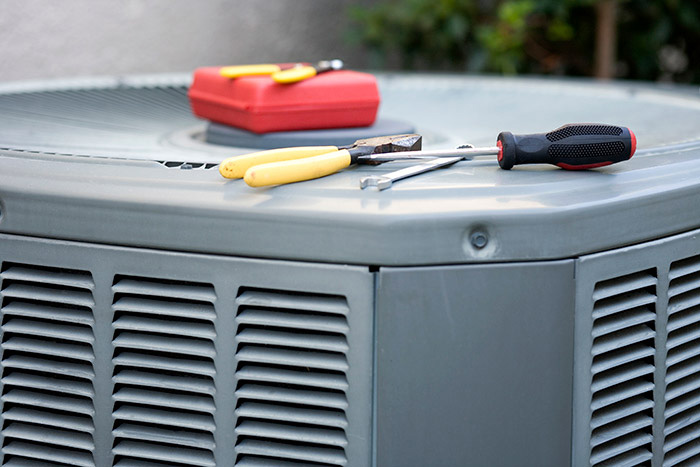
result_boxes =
[497,124,637,170]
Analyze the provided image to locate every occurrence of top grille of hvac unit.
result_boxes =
[234,289,350,467]
[0,77,218,167]
[0,263,97,467]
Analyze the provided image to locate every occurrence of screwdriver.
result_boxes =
[495,123,636,170]
[364,123,636,171]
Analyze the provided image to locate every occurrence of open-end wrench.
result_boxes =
[359,155,467,190]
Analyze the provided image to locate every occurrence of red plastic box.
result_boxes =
[188,67,380,134]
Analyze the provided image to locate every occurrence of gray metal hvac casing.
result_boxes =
[0,74,699,467]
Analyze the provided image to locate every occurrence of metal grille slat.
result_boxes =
[588,269,656,466]
[592,447,653,467]
[2,354,94,379]
[591,361,655,393]
[664,421,700,458]
[113,369,214,394]
[590,396,655,429]
[113,296,216,321]
[592,273,657,301]
[236,401,347,429]
[113,423,216,450]
[1,282,94,308]
[590,412,653,447]
[1,262,97,465]
[112,440,216,467]
[590,431,654,465]
[2,336,94,362]
[237,328,349,353]
[235,290,350,465]
[665,390,700,419]
[2,373,94,397]
[237,346,348,372]
[592,324,655,355]
[110,275,217,466]
[591,378,655,411]
[113,315,216,339]
[667,356,700,384]
[668,306,700,332]
[114,406,215,432]
[668,324,700,350]
[237,365,348,391]
[1,265,94,290]
[592,291,656,320]
[236,420,347,447]
[3,317,94,343]
[113,332,216,358]
[667,374,700,401]
[669,256,700,281]
[236,290,349,315]
[112,277,217,303]
[2,440,95,467]
[2,389,94,415]
[668,289,700,315]
[235,439,347,466]
[665,257,700,464]
[113,351,216,376]
[237,308,349,334]
[1,301,94,325]
[236,383,348,410]
[3,406,94,433]
[591,307,655,338]
[591,343,656,374]
[2,422,94,451]
[113,387,215,414]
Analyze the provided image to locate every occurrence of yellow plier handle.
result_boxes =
[244,150,353,187]
[219,146,339,179]
[271,66,317,84]
[219,64,282,78]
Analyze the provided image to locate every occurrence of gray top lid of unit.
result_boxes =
[0,73,699,266]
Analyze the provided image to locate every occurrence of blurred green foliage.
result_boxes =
[347,0,700,83]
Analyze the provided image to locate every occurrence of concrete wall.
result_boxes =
[0,0,369,82]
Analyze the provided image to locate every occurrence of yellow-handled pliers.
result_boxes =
[219,134,422,186]
[219,59,344,84]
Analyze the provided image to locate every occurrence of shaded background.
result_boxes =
[0,0,697,83]
[0,0,369,82]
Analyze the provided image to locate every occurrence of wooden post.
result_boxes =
[595,0,618,80]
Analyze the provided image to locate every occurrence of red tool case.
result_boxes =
[188,67,380,134]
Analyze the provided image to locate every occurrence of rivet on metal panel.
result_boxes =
[463,226,497,258]
[470,232,489,249]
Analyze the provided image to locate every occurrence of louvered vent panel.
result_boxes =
[0,262,96,466]
[664,255,700,466]
[589,270,657,466]
[111,276,217,467]
[234,289,350,467]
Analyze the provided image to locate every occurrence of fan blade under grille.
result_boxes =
[0,262,97,466]
[111,275,217,466]
[588,270,657,466]
[234,289,350,466]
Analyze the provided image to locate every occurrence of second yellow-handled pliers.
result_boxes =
[219,134,422,186]
[219,59,344,84]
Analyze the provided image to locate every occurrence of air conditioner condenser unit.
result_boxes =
[0,74,699,467]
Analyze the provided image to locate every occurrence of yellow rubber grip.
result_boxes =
[244,150,352,187]
[271,66,317,84]
[219,64,281,78]
[219,146,338,179]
